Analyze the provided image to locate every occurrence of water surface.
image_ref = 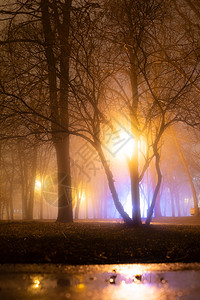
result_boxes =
[0,263,200,299]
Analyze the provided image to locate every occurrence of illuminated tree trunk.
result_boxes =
[96,143,133,225]
[150,161,162,218]
[146,149,162,225]
[129,145,142,225]
[129,61,142,226]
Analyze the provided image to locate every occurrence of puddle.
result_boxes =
[0,263,200,299]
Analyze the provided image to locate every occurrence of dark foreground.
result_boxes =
[0,220,200,264]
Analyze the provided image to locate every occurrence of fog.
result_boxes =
[0,123,199,221]
[0,0,200,224]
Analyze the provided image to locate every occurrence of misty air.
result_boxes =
[0,1,200,299]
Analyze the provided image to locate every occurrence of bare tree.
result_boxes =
[0,0,75,222]
[1,0,199,225]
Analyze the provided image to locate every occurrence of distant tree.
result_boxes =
[37,144,53,220]
[1,141,17,220]
[169,126,199,216]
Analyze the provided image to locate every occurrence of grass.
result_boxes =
[0,221,200,264]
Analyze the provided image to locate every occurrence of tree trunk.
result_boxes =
[150,161,162,218]
[129,149,142,225]
[129,56,142,226]
[96,143,133,225]
[146,151,162,225]
[155,190,162,218]
[55,139,73,222]
[41,0,73,222]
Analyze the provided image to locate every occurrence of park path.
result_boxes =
[151,216,200,226]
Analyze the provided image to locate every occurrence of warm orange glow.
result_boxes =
[116,130,135,160]
[79,190,85,202]
[106,118,147,161]
[35,179,42,191]
[32,278,40,289]
[76,283,85,289]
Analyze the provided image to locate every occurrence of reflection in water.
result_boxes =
[0,263,200,299]
[109,269,117,284]
[29,276,42,291]
[33,279,40,288]
[76,283,85,290]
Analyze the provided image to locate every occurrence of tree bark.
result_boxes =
[55,139,73,222]
[155,189,162,218]
[146,150,162,225]
[150,162,162,218]
[129,151,142,225]
[41,0,73,222]
[96,143,133,225]
[129,58,142,226]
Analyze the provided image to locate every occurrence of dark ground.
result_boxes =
[0,218,200,265]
